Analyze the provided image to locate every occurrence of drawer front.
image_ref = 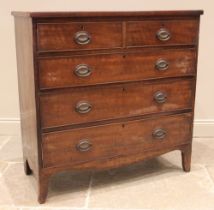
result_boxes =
[40,79,193,129]
[126,19,199,47]
[39,49,196,89]
[42,113,192,168]
[37,22,122,51]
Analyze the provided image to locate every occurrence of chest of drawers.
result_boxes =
[12,10,203,203]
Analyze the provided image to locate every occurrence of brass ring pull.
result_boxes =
[154,91,167,103]
[74,31,91,45]
[75,101,92,114]
[76,140,92,152]
[152,128,167,139]
[155,59,169,71]
[74,64,92,77]
[156,28,171,41]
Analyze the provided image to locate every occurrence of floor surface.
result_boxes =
[0,135,214,210]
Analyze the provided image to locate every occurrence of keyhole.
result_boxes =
[122,87,126,92]
[80,25,85,30]
[123,54,126,58]
[122,124,125,128]
[161,23,165,27]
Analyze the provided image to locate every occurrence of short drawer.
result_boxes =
[40,79,193,129]
[39,49,196,89]
[42,113,192,168]
[37,22,122,52]
[126,19,199,47]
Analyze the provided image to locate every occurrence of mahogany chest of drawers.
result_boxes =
[12,10,203,203]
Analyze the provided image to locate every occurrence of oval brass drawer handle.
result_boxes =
[156,28,171,41]
[76,140,92,152]
[152,128,167,139]
[74,64,92,77]
[154,91,167,103]
[75,101,92,114]
[74,31,91,45]
[155,59,169,71]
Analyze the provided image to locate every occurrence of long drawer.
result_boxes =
[42,113,192,168]
[40,78,193,129]
[39,49,196,89]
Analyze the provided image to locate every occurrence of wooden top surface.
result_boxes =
[11,10,204,18]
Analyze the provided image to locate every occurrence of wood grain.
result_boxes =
[41,143,191,176]
[42,113,192,168]
[37,22,123,52]
[12,10,204,18]
[40,78,193,129]
[14,16,40,179]
[126,19,199,47]
[12,11,203,204]
[39,48,196,89]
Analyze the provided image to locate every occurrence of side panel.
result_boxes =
[14,16,40,178]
